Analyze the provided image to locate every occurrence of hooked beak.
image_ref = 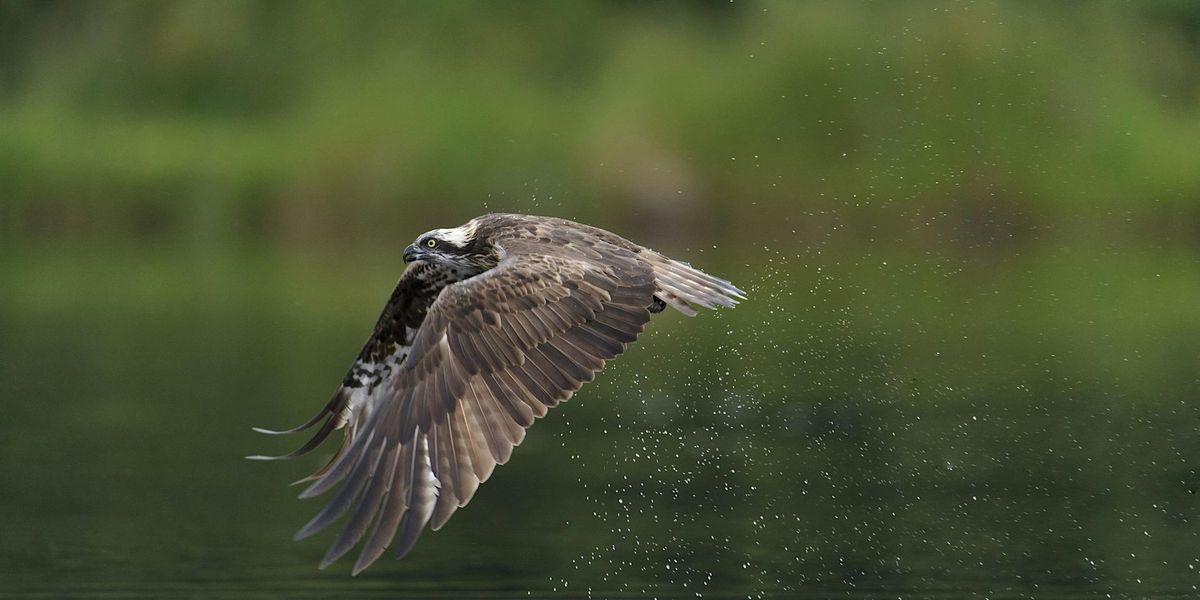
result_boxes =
[403,244,421,263]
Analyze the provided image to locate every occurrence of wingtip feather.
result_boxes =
[251,426,295,435]
[245,454,289,461]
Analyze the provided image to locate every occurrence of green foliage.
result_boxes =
[2,0,1199,248]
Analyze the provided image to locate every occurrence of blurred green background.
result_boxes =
[2,0,1200,597]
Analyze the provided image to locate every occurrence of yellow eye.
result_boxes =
[425,239,437,248]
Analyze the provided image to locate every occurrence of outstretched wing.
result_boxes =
[252,221,746,575]
[297,238,663,574]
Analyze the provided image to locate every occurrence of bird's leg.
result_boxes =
[649,296,667,314]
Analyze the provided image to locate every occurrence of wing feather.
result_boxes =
[453,400,493,482]
[493,368,549,418]
[354,440,412,572]
[294,431,378,539]
[319,440,394,568]
[463,378,512,466]
[450,409,483,504]
[481,372,536,427]
[547,336,603,377]
[388,434,437,563]
[429,424,459,531]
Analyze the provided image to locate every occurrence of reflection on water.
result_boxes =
[2,244,1199,598]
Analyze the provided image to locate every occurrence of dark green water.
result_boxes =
[2,242,1199,598]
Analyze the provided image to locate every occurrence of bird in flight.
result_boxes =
[250,213,744,574]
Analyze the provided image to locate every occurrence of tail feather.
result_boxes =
[642,251,745,316]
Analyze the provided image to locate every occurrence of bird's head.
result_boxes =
[402,219,497,277]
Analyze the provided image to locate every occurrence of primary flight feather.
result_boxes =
[250,213,745,574]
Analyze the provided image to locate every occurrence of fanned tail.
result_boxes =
[641,251,746,316]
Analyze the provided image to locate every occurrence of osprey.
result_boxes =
[250,213,744,574]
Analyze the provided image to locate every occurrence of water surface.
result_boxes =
[2,243,1199,598]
